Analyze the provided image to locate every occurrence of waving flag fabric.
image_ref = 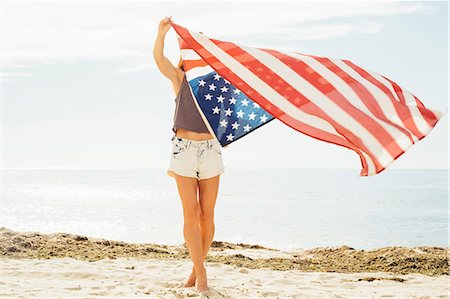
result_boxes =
[171,22,445,177]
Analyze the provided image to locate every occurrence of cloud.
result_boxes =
[1,1,437,80]
[0,72,31,82]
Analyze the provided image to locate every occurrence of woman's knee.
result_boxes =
[183,205,202,224]
[200,211,214,223]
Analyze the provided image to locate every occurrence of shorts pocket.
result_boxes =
[172,138,189,158]
[211,141,222,155]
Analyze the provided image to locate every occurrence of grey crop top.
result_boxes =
[172,75,210,134]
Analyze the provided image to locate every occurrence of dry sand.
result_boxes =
[1,227,448,298]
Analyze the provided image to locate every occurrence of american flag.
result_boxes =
[171,22,445,177]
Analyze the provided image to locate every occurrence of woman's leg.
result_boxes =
[173,173,208,290]
[198,174,220,261]
[186,174,220,284]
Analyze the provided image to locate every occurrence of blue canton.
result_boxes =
[188,72,275,146]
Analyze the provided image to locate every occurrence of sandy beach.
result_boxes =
[1,227,448,298]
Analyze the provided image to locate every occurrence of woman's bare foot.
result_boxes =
[183,267,196,288]
[194,266,209,293]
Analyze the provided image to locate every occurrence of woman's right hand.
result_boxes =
[158,16,173,35]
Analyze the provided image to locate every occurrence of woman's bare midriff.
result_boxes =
[175,127,214,141]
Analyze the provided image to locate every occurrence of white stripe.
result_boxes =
[363,69,431,138]
[361,150,377,176]
[285,51,413,152]
[180,48,202,60]
[188,30,378,175]
[185,65,215,81]
[397,85,432,137]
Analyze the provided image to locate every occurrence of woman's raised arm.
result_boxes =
[153,16,180,84]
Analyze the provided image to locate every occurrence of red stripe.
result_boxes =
[184,59,208,70]
[412,94,442,124]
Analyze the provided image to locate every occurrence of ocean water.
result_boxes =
[1,169,448,251]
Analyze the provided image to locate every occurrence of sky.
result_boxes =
[1,0,448,172]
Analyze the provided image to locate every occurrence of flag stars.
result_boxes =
[212,106,221,114]
[219,119,228,128]
[226,133,234,141]
[260,114,268,123]
[224,108,233,116]
[194,72,275,145]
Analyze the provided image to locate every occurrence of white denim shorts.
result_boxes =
[167,135,225,180]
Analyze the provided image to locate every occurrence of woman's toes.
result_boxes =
[195,277,209,292]
[194,285,209,293]
[182,271,196,287]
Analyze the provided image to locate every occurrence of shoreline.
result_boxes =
[1,227,448,298]
[1,227,448,276]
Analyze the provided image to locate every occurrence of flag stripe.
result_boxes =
[342,60,433,139]
[229,45,390,169]
[295,54,417,144]
[325,57,419,142]
[171,23,444,176]
[192,30,385,174]
[174,24,384,175]
[269,50,413,156]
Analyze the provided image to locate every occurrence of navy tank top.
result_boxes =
[172,75,210,134]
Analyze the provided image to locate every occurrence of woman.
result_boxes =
[153,16,225,293]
